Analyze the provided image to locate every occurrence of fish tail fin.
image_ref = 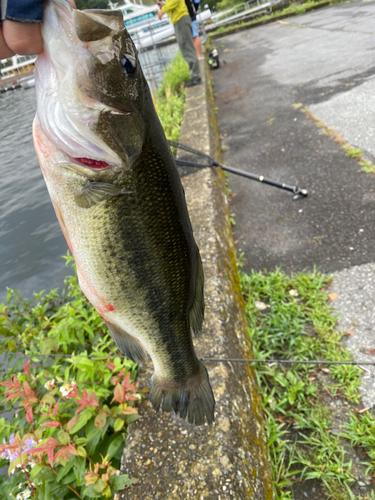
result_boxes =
[149,362,215,426]
[106,323,148,363]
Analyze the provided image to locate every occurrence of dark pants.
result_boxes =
[174,15,200,80]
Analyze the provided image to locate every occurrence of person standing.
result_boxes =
[157,0,201,87]
[185,0,203,60]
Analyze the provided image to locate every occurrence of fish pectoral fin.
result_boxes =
[82,10,124,31]
[189,254,205,336]
[75,182,123,208]
[74,10,114,42]
[106,323,148,363]
[149,362,215,426]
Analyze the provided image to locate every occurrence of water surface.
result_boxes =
[0,88,70,303]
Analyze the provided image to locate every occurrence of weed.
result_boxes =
[359,160,375,173]
[240,269,363,498]
[209,0,339,38]
[341,412,375,474]
[342,145,363,158]
[301,108,375,175]
[154,52,190,144]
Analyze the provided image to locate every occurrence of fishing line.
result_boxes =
[7,351,375,367]
[201,358,375,367]
[168,140,308,198]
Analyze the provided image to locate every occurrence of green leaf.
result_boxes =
[85,418,102,457]
[74,456,86,486]
[82,324,94,338]
[75,437,88,446]
[8,454,28,476]
[30,463,44,480]
[41,393,56,405]
[110,473,136,491]
[62,470,76,485]
[81,484,103,498]
[57,429,70,446]
[37,479,51,500]
[0,326,11,337]
[56,459,74,482]
[114,418,124,432]
[94,410,107,429]
[69,407,94,434]
[106,434,124,461]
[76,446,87,458]
[94,478,107,493]
[7,340,17,352]
[42,338,56,354]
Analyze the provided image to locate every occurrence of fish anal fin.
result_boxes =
[189,254,205,336]
[106,323,148,363]
[149,362,215,426]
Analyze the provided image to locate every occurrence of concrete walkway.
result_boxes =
[211,0,375,496]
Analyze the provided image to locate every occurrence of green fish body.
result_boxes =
[33,0,214,425]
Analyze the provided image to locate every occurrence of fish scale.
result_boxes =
[33,0,215,425]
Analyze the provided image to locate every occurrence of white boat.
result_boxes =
[19,77,35,89]
[0,55,36,80]
[115,0,211,50]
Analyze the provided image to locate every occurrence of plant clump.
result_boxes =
[0,253,142,500]
[240,268,364,499]
[154,51,190,144]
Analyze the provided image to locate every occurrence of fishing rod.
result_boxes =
[169,140,308,198]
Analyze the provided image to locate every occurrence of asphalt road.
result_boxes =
[212,0,375,274]
[211,3,375,497]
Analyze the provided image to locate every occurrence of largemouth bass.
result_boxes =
[33,0,215,425]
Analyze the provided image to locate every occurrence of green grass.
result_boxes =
[342,145,364,159]
[359,160,375,174]
[210,0,333,37]
[154,52,190,143]
[301,107,375,175]
[239,268,368,499]
[341,413,375,475]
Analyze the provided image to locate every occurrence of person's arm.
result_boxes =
[157,2,165,19]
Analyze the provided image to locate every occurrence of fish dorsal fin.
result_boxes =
[83,9,124,31]
[106,323,148,363]
[75,181,122,208]
[189,254,205,336]
[74,10,114,42]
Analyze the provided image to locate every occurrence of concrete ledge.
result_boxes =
[119,61,274,500]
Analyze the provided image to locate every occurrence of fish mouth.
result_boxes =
[71,156,110,170]
[35,1,129,173]
[62,153,112,172]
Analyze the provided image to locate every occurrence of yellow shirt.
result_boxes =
[161,0,189,25]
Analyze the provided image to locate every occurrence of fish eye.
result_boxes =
[121,54,136,75]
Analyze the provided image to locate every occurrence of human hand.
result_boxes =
[157,1,165,8]
[0,0,76,58]
[157,10,164,20]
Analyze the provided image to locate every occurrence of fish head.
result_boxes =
[34,0,150,188]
